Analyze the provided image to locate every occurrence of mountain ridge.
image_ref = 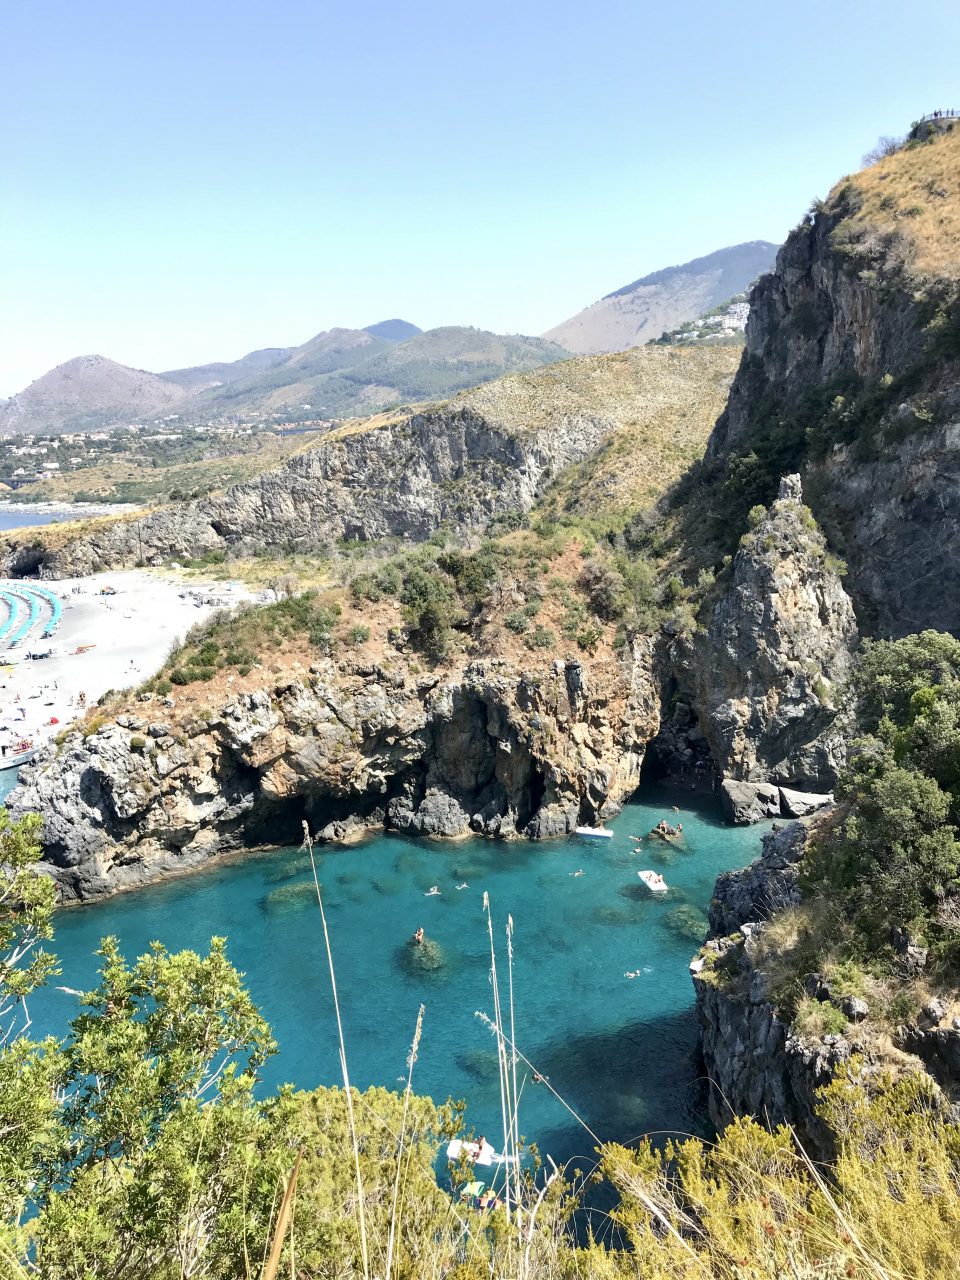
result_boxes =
[544,240,778,355]
[0,321,564,435]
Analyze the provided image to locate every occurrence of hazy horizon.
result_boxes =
[3,0,959,397]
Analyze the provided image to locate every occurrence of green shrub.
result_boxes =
[155,679,172,697]
[346,624,370,645]
[129,735,147,753]
[576,622,603,652]
[504,610,529,634]
[528,625,556,650]
[794,995,848,1038]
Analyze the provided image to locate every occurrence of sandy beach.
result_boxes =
[0,570,257,757]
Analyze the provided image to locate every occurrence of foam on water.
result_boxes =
[27,785,768,1164]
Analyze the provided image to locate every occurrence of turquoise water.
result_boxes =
[27,786,766,1166]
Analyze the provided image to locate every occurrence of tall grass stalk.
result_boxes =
[483,891,515,1227]
[261,1148,302,1280]
[302,822,370,1280]
[506,914,522,1219]
[474,1010,601,1145]
[384,1002,424,1280]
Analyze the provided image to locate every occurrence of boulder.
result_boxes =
[720,779,781,824]
[841,996,869,1023]
[779,787,833,818]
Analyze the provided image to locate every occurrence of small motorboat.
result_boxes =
[638,869,669,894]
[446,1138,517,1167]
[575,826,613,840]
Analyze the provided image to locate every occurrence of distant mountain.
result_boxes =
[363,319,422,342]
[544,241,778,355]
[189,326,570,420]
[1,321,565,434]
[160,348,295,393]
[0,355,186,435]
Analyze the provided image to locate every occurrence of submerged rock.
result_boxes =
[397,936,446,977]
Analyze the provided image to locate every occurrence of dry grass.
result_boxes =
[835,124,960,280]
[532,346,739,521]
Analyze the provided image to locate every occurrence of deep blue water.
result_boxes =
[22,785,767,1167]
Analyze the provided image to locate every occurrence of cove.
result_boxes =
[27,785,768,1166]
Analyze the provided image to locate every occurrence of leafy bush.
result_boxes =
[804,631,960,959]
[528,624,556,650]
[579,556,627,620]
[504,610,529,634]
[346,624,370,645]
[793,995,849,1038]
[129,735,147,752]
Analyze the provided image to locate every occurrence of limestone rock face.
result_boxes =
[692,475,857,789]
[12,642,661,901]
[708,202,960,638]
[718,780,780,824]
[708,820,808,936]
[6,406,617,578]
[693,948,846,1157]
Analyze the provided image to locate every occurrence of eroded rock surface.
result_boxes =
[6,405,619,578]
[11,645,660,901]
[691,475,857,790]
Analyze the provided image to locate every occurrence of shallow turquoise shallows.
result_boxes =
[27,785,767,1166]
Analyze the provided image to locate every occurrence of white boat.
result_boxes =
[0,743,37,770]
[638,869,668,894]
[575,826,613,840]
[446,1138,518,1167]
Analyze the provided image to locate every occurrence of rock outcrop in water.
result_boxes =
[11,644,660,901]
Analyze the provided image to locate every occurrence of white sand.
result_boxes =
[0,571,258,753]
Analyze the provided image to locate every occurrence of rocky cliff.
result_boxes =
[703,123,960,638]
[7,405,608,577]
[11,643,660,901]
[4,344,735,579]
[693,819,960,1157]
[691,474,857,790]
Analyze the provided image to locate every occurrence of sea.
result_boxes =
[0,503,136,532]
[20,780,768,1169]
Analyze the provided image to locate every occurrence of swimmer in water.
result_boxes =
[456,882,469,890]
[570,869,584,877]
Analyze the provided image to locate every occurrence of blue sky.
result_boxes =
[2,0,958,394]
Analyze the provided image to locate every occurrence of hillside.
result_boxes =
[0,355,186,435]
[186,326,570,420]
[1,342,738,577]
[1,321,562,435]
[544,241,777,355]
